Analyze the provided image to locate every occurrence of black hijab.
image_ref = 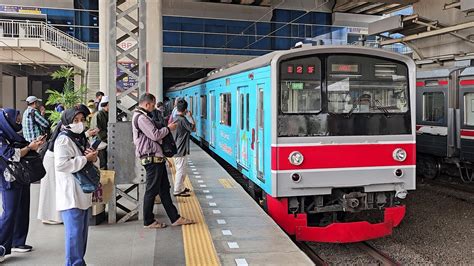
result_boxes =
[0,108,27,143]
[60,106,90,151]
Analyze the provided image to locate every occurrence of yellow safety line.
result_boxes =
[218,178,236,188]
[169,158,220,266]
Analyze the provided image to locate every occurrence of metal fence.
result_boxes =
[0,19,89,59]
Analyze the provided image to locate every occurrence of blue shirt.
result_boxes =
[22,107,49,142]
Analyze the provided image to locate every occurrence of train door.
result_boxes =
[237,86,250,169]
[194,92,199,138]
[256,85,265,181]
[416,79,449,157]
[210,91,216,147]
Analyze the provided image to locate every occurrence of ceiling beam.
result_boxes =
[380,20,474,45]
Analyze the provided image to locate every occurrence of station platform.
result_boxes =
[2,143,311,265]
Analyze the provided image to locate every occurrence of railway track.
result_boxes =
[297,241,400,266]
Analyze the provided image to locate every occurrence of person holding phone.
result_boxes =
[0,108,44,262]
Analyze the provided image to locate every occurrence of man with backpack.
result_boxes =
[22,96,49,142]
[132,93,194,228]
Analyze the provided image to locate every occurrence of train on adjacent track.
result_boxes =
[416,67,474,183]
[166,45,416,243]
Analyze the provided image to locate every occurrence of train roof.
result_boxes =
[167,45,412,92]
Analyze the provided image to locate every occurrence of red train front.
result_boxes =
[266,46,416,243]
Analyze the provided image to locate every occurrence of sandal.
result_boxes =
[183,188,191,193]
[172,217,195,226]
[173,190,191,197]
[144,221,168,229]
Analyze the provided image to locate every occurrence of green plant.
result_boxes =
[45,66,87,126]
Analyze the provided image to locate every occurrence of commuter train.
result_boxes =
[166,46,416,243]
[416,67,474,182]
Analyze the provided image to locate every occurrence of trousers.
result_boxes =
[173,156,188,194]
[61,208,89,266]
[143,162,180,226]
[0,183,30,255]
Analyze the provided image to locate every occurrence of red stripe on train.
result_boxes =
[461,129,474,137]
[460,79,474,86]
[271,143,416,171]
[416,81,424,87]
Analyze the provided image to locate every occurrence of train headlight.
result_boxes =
[392,148,407,162]
[288,151,304,166]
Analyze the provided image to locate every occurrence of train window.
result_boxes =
[246,93,250,131]
[327,55,408,114]
[423,92,445,123]
[201,95,207,119]
[188,96,193,114]
[220,93,231,126]
[279,56,322,114]
[240,94,244,130]
[259,90,264,128]
[464,93,474,126]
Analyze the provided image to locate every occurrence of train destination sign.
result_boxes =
[332,64,359,73]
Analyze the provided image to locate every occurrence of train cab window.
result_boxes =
[423,92,445,123]
[201,95,207,119]
[327,55,408,114]
[279,56,322,114]
[464,93,474,126]
[220,93,232,126]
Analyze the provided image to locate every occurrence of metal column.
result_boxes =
[107,0,147,224]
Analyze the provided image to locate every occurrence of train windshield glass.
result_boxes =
[327,55,409,114]
[279,56,322,114]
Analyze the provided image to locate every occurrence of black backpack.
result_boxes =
[133,111,177,158]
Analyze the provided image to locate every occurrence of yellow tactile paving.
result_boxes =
[218,178,236,188]
[169,158,220,266]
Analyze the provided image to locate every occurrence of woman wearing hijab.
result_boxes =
[38,104,96,225]
[0,108,44,262]
[54,107,98,266]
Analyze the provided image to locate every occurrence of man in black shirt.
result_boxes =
[173,99,195,197]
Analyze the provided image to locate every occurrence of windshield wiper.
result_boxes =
[374,99,391,117]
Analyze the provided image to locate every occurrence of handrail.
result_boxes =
[0,19,89,59]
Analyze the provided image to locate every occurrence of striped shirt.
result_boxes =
[22,107,49,142]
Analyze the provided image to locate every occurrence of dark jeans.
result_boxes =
[143,162,180,226]
[0,183,30,254]
[98,149,107,170]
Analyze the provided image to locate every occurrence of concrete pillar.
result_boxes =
[2,76,14,109]
[99,0,108,95]
[16,77,28,113]
[146,0,163,101]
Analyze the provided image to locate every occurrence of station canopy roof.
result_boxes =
[333,0,418,15]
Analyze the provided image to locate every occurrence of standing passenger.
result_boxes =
[54,108,98,266]
[132,93,194,228]
[0,108,44,262]
[22,96,49,142]
[173,99,196,197]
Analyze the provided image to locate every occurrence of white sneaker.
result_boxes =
[0,245,6,262]
[11,245,32,253]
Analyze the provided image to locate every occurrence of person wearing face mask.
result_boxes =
[133,93,194,228]
[38,104,96,226]
[54,107,98,266]
[0,108,44,262]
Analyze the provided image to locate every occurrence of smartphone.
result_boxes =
[91,139,102,150]
[37,134,47,141]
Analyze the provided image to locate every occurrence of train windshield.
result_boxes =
[278,54,411,137]
[327,55,408,114]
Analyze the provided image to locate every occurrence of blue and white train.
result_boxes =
[166,45,416,243]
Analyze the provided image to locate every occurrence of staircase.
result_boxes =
[0,19,89,70]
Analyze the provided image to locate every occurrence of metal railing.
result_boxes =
[0,19,89,59]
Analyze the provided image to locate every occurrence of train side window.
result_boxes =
[423,92,445,123]
[201,95,207,119]
[464,93,474,126]
[239,94,244,130]
[246,93,250,131]
[188,96,193,113]
[220,93,231,126]
[258,90,264,128]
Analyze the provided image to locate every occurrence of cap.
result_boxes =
[25,96,42,104]
[100,96,109,104]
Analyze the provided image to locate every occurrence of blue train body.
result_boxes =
[167,66,273,195]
